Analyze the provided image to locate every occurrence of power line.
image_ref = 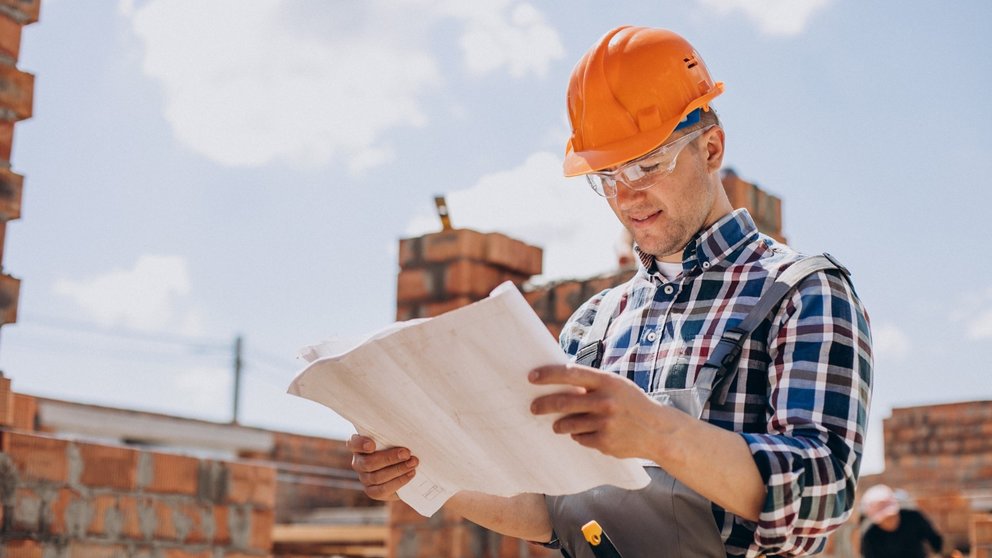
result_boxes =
[20,313,230,352]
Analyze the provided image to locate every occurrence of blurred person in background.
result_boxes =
[861,484,943,558]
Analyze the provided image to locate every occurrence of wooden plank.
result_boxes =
[272,524,388,544]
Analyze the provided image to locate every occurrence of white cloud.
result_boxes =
[697,0,831,36]
[405,151,624,281]
[967,308,992,340]
[54,255,198,332]
[122,0,563,173]
[871,322,910,362]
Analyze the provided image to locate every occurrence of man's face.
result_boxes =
[605,126,726,262]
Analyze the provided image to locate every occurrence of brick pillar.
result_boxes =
[973,514,992,558]
[0,0,40,348]
[721,168,786,243]
[396,229,542,321]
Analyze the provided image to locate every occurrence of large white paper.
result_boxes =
[287,282,650,516]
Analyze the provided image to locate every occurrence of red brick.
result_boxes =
[3,540,44,558]
[0,376,11,424]
[486,232,542,276]
[143,452,199,495]
[398,236,422,268]
[152,499,177,541]
[160,550,212,558]
[422,229,487,263]
[178,501,211,544]
[49,487,84,536]
[974,514,992,545]
[2,431,68,482]
[117,496,144,540]
[78,442,139,489]
[86,494,118,536]
[397,268,435,303]
[422,296,473,317]
[11,393,37,430]
[0,64,33,120]
[0,272,14,326]
[250,508,274,551]
[213,505,231,544]
[444,260,502,299]
[396,302,420,321]
[226,461,276,507]
[65,542,127,558]
[0,119,10,161]
[0,12,21,61]
[0,0,40,24]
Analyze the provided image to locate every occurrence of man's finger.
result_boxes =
[529,363,607,388]
[351,447,413,473]
[358,456,419,487]
[365,469,417,501]
[346,434,376,453]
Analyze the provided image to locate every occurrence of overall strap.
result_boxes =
[574,279,631,369]
[705,253,850,406]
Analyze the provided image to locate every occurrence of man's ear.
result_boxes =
[705,127,725,173]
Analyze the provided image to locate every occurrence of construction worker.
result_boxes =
[860,484,943,558]
[348,25,873,557]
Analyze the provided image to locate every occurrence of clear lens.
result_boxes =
[583,126,712,198]
[586,174,616,197]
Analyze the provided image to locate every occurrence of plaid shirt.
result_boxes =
[559,209,873,557]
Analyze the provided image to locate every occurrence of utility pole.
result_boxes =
[232,335,243,424]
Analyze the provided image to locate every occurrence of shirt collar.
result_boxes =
[634,208,758,277]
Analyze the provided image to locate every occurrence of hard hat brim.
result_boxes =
[563,83,724,177]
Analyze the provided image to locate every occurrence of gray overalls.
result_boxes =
[545,255,848,558]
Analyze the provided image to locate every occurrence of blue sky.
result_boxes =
[2,0,990,475]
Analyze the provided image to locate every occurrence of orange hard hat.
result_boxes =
[563,26,725,177]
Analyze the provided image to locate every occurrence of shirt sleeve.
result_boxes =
[741,268,873,556]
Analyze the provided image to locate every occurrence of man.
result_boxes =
[860,485,943,558]
[349,25,873,557]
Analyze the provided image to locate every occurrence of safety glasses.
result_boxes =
[585,126,711,198]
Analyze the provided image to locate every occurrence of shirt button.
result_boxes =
[663,285,675,295]
[702,261,712,269]
[645,330,657,342]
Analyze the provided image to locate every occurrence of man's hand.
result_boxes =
[529,363,677,460]
[347,434,418,501]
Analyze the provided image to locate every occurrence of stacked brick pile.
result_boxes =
[0,0,38,333]
[396,229,543,321]
[1,380,278,558]
[974,514,992,558]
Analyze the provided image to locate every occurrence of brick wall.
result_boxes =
[0,428,276,557]
[0,0,37,337]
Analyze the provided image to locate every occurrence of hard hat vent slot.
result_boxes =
[684,56,698,69]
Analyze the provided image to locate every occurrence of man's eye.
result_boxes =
[639,163,661,173]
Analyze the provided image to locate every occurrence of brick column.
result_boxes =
[396,229,542,320]
[0,0,39,348]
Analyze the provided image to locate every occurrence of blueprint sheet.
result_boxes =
[287,282,650,516]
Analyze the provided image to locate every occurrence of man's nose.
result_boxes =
[614,180,646,209]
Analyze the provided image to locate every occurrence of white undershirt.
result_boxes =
[655,260,683,281]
